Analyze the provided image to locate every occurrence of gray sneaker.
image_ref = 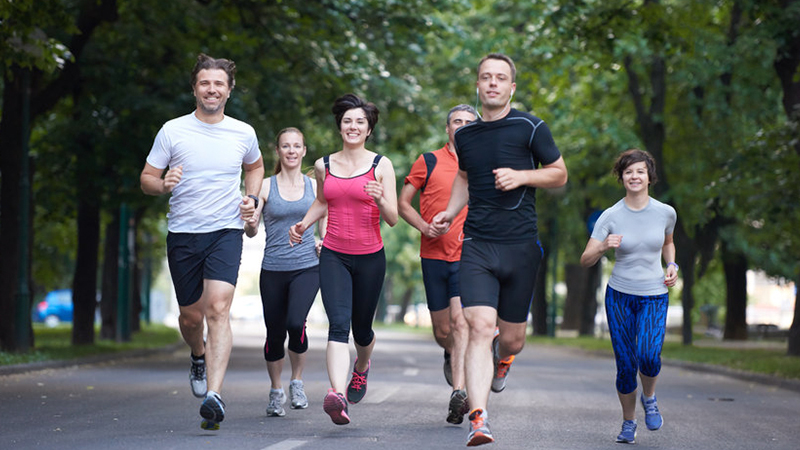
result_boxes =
[266,388,287,417]
[199,392,225,430]
[190,355,207,398]
[289,379,309,409]
[467,408,494,446]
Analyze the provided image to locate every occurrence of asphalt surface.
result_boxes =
[3,321,800,449]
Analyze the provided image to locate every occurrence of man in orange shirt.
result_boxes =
[399,104,477,425]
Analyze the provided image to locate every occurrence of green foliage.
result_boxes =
[0,323,180,366]
[0,0,77,74]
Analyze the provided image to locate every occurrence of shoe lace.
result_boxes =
[621,421,636,433]
[643,398,659,415]
[350,371,367,390]
[496,356,515,378]
[191,361,205,379]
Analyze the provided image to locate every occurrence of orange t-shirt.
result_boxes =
[404,144,467,262]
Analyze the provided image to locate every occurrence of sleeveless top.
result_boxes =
[261,175,319,271]
[322,154,384,255]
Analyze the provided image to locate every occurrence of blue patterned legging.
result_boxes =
[605,285,669,394]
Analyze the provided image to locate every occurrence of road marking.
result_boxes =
[261,439,307,450]
[403,368,419,376]
[363,385,400,404]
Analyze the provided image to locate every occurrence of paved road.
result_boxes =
[3,321,799,449]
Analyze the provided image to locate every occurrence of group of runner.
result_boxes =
[140,52,677,446]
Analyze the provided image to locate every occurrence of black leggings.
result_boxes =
[259,266,320,362]
[319,247,385,346]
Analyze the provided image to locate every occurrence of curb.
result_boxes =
[0,343,184,377]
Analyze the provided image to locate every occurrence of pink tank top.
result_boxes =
[322,154,383,255]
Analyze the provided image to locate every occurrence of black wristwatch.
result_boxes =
[247,194,259,209]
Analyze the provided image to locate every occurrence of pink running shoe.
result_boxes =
[323,389,350,425]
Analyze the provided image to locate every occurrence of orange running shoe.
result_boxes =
[491,335,514,393]
[467,408,494,446]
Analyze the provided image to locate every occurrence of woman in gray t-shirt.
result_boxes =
[580,149,678,445]
[245,128,325,418]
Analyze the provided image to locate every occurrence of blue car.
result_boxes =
[33,289,73,327]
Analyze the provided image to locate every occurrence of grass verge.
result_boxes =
[530,335,800,381]
[0,324,181,366]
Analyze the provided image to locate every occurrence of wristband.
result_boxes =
[667,262,679,271]
[247,194,259,209]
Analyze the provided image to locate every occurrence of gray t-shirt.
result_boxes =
[591,197,677,296]
[261,175,318,271]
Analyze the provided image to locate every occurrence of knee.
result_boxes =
[179,309,203,329]
[500,335,525,355]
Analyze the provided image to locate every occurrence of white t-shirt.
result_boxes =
[146,112,262,233]
[591,197,677,296]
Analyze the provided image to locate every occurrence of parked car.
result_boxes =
[32,289,73,327]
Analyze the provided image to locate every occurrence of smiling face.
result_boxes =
[622,161,650,194]
[276,131,306,170]
[193,68,231,116]
[477,58,516,110]
[339,107,370,146]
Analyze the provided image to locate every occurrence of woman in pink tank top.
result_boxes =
[289,94,397,425]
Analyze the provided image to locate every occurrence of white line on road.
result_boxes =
[261,439,308,450]
[403,368,419,376]
[363,385,400,404]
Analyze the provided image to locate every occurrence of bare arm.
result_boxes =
[580,234,622,267]
[493,156,569,191]
[290,159,329,244]
[140,163,182,196]
[662,233,678,287]
[431,169,469,233]
[239,156,265,223]
[399,183,442,238]
[365,156,398,227]
[244,178,270,238]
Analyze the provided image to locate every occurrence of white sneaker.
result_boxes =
[289,379,308,409]
[266,388,286,417]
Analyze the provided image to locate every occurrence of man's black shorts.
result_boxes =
[166,228,244,307]
[459,239,543,323]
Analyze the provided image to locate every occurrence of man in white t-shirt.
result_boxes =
[140,53,264,430]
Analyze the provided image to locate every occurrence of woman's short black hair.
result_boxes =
[331,93,379,139]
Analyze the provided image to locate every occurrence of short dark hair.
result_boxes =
[331,93,379,140]
[613,148,658,185]
[478,53,517,82]
[273,127,305,175]
[191,53,236,88]
[446,104,478,126]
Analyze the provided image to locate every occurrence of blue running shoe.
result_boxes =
[616,420,637,444]
[200,392,225,430]
[640,394,663,430]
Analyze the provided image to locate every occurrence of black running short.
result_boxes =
[166,228,244,307]
[459,239,543,323]
[421,258,461,312]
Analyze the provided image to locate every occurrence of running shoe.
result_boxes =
[346,359,370,404]
[444,350,453,387]
[289,379,309,409]
[616,420,637,444]
[323,389,350,425]
[466,409,494,446]
[199,392,225,430]
[446,389,470,425]
[491,335,514,393]
[189,354,207,398]
[640,394,663,430]
[266,388,286,417]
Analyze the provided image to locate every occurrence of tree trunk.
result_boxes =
[530,245,549,336]
[100,212,120,340]
[0,71,26,351]
[71,199,100,345]
[789,274,800,356]
[562,263,600,335]
[721,244,748,340]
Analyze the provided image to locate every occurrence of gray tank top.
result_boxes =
[261,175,319,271]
